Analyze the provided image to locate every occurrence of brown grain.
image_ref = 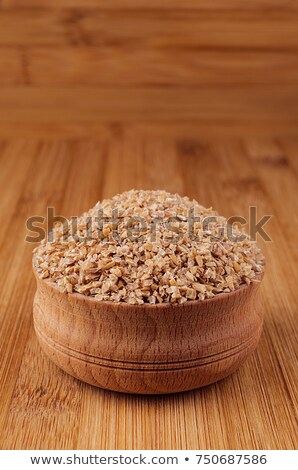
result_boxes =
[34,190,264,304]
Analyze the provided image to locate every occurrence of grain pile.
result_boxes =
[33,190,265,304]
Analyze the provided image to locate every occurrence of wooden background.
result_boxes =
[0,0,297,450]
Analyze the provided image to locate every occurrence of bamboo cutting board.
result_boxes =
[0,136,297,449]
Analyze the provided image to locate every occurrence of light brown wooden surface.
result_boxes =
[0,0,297,450]
[2,0,298,9]
[0,137,297,450]
[0,6,297,133]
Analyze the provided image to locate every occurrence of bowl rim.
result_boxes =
[32,256,264,310]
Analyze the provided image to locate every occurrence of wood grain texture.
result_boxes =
[0,121,298,140]
[0,137,297,449]
[0,87,298,126]
[2,1,298,9]
[0,10,298,49]
[0,0,297,450]
[3,48,298,87]
[0,6,297,132]
[32,269,264,394]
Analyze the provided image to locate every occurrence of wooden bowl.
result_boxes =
[32,262,264,394]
